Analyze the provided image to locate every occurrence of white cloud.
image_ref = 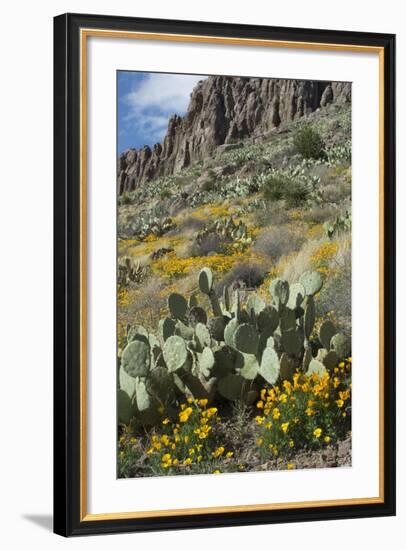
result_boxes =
[123,73,205,145]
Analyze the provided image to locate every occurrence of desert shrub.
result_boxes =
[119,193,132,206]
[200,169,217,193]
[255,203,291,227]
[319,181,350,205]
[285,179,312,207]
[218,262,267,291]
[263,174,311,208]
[293,124,325,160]
[177,214,206,233]
[160,189,172,200]
[187,233,222,257]
[118,277,165,330]
[301,205,337,224]
[263,174,285,202]
[253,226,304,262]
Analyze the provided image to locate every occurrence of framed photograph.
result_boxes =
[54,13,396,536]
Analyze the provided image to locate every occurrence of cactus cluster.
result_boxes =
[195,217,252,251]
[324,209,351,239]
[118,267,351,426]
[135,215,176,241]
[118,257,149,287]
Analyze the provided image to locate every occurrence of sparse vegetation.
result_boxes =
[117,99,352,477]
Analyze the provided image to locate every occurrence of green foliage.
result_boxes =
[195,216,252,253]
[293,124,325,160]
[263,172,315,208]
[118,267,351,427]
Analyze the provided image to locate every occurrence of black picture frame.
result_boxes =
[54,12,396,537]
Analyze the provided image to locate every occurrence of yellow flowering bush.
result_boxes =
[141,399,234,475]
[311,241,339,275]
[151,252,238,279]
[255,358,351,460]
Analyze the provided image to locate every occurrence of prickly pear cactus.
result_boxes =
[168,293,188,319]
[118,266,344,425]
[330,333,351,359]
[299,270,323,296]
[163,335,190,372]
[122,339,150,378]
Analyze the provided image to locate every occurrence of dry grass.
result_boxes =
[253,225,305,262]
[301,205,338,224]
[317,237,352,329]
[280,238,322,283]
[321,181,350,205]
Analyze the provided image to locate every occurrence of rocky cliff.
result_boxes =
[118,76,351,194]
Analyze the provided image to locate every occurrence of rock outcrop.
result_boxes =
[118,76,351,194]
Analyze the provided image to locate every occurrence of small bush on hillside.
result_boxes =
[253,226,304,261]
[255,203,291,227]
[119,193,132,206]
[293,124,325,160]
[160,189,172,200]
[188,233,222,257]
[301,205,337,224]
[219,262,267,291]
[263,175,311,208]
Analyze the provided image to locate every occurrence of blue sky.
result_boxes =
[117,71,205,154]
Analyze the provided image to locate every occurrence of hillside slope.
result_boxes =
[118,76,351,193]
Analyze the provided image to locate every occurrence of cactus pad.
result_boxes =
[127,324,149,345]
[135,378,151,412]
[159,317,176,341]
[270,278,290,307]
[259,347,280,384]
[234,323,259,354]
[218,374,245,400]
[212,345,235,377]
[331,333,351,359]
[119,365,137,399]
[303,346,313,370]
[304,295,316,339]
[199,267,213,294]
[280,353,295,380]
[117,389,135,424]
[168,293,188,319]
[319,320,336,350]
[246,295,266,317]
[122,339,150,378]
[287,282,305,309]
[306,358,327,377]
[146,366,174,401]
[188,306,208,327]
[323,350,339,371]
[257,306,279,333]
[207,316,226,342]
[299,270,323,296]
[239,353,260,380]
[195,322,211,349]
[281,329,303,356]
[198,347,215,378]
[163,335,189,372]
[279,307,297,333]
